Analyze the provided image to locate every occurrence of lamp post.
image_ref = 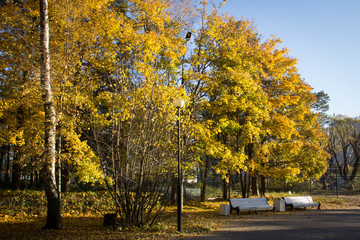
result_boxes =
[173,97,185,232]
[181,31,191,86]
[173,31,191,232]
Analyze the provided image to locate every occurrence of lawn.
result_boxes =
[1,190,359,239]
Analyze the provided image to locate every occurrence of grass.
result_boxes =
[1,190,359,239]
[0,190,226,239]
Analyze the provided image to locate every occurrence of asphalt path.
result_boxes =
[182,209,360,240]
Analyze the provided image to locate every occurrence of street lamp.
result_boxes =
[173,97,185,232]
[173,97,185,109]
[185,31,192,42]
[174,31,191,232]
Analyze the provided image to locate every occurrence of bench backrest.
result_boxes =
[283,196,314,204]
[230,198,269,208]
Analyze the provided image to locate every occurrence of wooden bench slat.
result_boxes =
[283,196,321,210]
[229,197,275,215]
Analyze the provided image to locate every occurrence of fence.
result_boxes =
[184,175,360,200]
[254,175,360,196]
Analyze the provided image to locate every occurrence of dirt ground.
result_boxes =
[1,195,359,239]
[181,195,360,240]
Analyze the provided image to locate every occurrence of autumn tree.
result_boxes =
[0,0,44,190]
[182,8,271,199]
[39,0,62,229]
[1,0,117,228]
[184,5,328,198]
[327,116,360,182]
[0,0,330,225]
[80,0,189,227]
[251,37,329,195]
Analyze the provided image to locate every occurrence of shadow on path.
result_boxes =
[182,209,360,240]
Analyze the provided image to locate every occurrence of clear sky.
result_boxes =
[218,0,360,117]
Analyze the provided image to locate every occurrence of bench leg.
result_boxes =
[318,203,321,210]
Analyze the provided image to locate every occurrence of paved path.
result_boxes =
[183,209,360,240]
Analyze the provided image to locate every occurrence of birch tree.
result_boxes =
[40,0,61,229]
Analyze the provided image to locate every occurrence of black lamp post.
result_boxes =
[185,31,192,41]
[173,31,191,232]
[173,97,185,232]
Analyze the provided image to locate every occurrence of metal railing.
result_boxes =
[266,176,360,196]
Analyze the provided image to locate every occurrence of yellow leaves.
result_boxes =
[0,0,329,190]
[270,166,301,181]
[210,142,247,175]
[268,113,298,140]
[132,0,169,28]
[61,129,104,185]
[8,130,25,146]
[198,20,327,179]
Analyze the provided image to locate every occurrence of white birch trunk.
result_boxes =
[40,0,62,229]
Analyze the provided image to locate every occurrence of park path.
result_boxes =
[180,209,360,240]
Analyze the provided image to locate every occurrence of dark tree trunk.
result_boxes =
[35,171,41,189]
[251,175,259,196]
[246,174,251,198]
[239,171,247,198]
[40,0,61,229]
[244,143,254,198]
[29,171,34,188]
[260,175,266,196]
[200,155,209,202]
[11,163,21,190]
[222,174,230,200]
[11,146,21,190]
[222,178,227,200]
[5,145,11,188]
[61,163,71,193]
[0,146,3,187]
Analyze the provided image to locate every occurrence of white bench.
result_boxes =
[229,197,276,215]
[283,196,321,210]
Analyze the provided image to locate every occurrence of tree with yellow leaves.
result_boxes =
[253,37,329,195]
[81,0,189,227]
[184,6,328,198]
[0,0,44,191]
[183,8,270,199]
[0,0,329,228]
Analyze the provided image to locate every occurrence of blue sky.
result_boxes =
[218,0,360,117]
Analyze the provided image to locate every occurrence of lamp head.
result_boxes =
[173,97,185,108]
[185,31,191,41]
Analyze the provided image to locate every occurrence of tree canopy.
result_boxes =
[0,0,329,227]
